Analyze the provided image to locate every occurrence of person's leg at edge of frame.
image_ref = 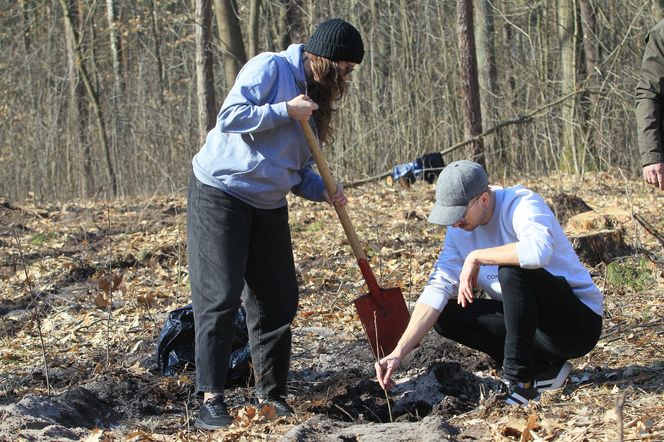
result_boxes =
[243,205,299,417]
[187,175,252,429]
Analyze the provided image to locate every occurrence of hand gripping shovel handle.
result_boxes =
[299,120,380,294]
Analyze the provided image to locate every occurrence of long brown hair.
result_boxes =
[305,52,348,144]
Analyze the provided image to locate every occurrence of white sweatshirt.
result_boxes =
[418,185,603,317]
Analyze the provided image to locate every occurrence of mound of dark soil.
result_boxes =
[292,333,503,425]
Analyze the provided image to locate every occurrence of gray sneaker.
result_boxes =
[534,361,573,392]
[195,396,233,430]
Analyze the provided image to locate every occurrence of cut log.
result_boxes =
[0,198,49,218]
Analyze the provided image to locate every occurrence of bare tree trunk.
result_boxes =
[148,0,164,100]
[278,0,290,50]
[559,0,578,173]
[278,0,303,51]
[502,19,522,171]
[579,0,598,86]
[60,0,117,197]
[457,0,485,167]
[105,0,123,99]
[474,0,502,165]
[578,0,600,168]
[19,0,39,195]
[247,0,261,58]
[105,0,125,195]
[195,0,217,146]
[213,0,247,89]
[63,0,93,197]
[262,1,275,52]
[19,0,31,52]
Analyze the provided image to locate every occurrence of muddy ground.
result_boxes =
[0,172,662,441]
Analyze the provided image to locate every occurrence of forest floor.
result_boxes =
[0,170,662,441]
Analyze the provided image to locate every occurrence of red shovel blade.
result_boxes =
[353,286,410,359]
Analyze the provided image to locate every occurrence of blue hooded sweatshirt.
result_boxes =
[192,44,325,209]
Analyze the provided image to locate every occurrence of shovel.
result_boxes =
[299,121,410,359]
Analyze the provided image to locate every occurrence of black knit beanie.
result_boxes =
[303,18,364,64]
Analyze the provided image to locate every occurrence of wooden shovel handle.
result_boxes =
[299,120,367,262]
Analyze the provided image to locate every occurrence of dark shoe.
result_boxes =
[501,381,541,406]
[195,396,233,430]
[534,361,572,392]
[262,397,294,417]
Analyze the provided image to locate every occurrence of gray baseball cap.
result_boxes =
[428,160,489,225]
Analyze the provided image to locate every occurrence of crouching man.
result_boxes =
[375,161,603,405]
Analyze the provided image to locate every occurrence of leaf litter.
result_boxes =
[0,172,662,441]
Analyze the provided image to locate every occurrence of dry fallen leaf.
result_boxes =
[98,272,124,294]
[259,403,277,421]
[526,413,541,431]
[137,292,155,305]
[500,425,522,439]
[520,428,534,442]
[94,292,111,308]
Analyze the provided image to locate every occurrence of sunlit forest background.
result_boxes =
[1,0,660,201]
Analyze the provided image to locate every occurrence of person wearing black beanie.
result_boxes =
[304,18,364,63]
[188,18,364,430]
[302,18,364,144]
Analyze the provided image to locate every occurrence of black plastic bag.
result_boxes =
[391,152,445,185]
[417,152,446,184]
[156,304,252,386]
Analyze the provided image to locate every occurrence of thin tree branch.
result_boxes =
[345,89,588,188]
[633,213,664,247]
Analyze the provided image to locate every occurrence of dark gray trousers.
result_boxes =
[187,175,298,398]
[435,266,602,383]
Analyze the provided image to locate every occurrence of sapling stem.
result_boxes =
[375,311,394,423]
[13,229,51,396]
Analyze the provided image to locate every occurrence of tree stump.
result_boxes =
[548,193,593,225]
[568,229,630,267]
[566,208,632,266]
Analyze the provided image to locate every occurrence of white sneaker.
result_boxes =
[534,361,573,392]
